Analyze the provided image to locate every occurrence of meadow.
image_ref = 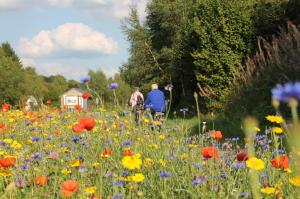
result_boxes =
[0,90,300,199]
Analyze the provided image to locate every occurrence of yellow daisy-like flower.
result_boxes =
[289,175,300,187]
[129,173,145,183]
[272,127,283,134]
[69,159,80,167]
[180,153,189,159]
[261,187,276,195]
[246,157,265,170]
[92,162,100,167]
[159,135,165,140]
[148,144,159,150]
[144,119,150,124]
[11,141,21,149]
[3,138,13,144]
[121,154,142,170]
[266,115,284,124]
[84,186,96,194]
[188,144,198,148]
[61,168,72,175]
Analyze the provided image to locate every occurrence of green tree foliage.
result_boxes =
[44,75,69,104]
[0,47,24,104]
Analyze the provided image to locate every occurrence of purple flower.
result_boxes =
[121,141,132,146]
[32,152,42,160]
[159,171,171,178]
[80,76,90,83]
[240,192,250,198]
[112,193,123,199]
[71,137,81,143]
[113,181,125,187]
[272,82,300,102]
[192,176,206,185]
[79,166,88,173]
[21,164,30,169]
[232,162,246,169]
[108,82,119,90]
[46,115,53,119]
[31,137,42,142]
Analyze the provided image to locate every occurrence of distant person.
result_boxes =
[130,87,144,125]
[144,84,166,121]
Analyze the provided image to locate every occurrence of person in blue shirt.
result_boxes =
[144,84,166,121]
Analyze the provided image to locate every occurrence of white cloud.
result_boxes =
[0,0,148,19]
[21,57,36,67]
[19,23,118,58]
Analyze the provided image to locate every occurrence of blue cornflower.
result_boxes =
[112,193,123,199]
[113,181,125,187]
[108,82,119,90]
[272,82,300,102]
[46,115,53,119]
[31,137,42,142]
[46,137,52,140]
[21,164,30,169]
[194,163,203,168]
[121,141,132,146]
[192,176,206,185]
[71,137,81,143]
[32,152,42,160]
[159,172,171,178]
[78,154,84,159]
[232,162,246,169]
[80,76,90,83]
[25,122,33,126]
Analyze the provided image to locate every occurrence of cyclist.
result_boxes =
[130,87,144,125]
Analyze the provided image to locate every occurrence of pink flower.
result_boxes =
[49,152,59,159]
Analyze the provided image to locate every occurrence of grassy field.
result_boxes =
[0,107,299,198]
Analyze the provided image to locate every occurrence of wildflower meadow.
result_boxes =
[0,81,300,199]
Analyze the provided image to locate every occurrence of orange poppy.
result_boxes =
[0,123,4,129]
[61,180,78,197]
[46,100,52,105]
[82,92,89,99]
[271,155,289,169]
[123,150,133,156]
[79,117,96,131]
[75,104,81,110]
[0,157,16,167]
[35,176,48,186]
[2,103,10,111]
[72,123,85,134]
[213,131,222,141]
[201,146,218,159]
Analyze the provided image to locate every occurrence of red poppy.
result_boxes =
[214,131,222,141]
[0,123,4,129]
[79,117,96,131]
[101,149,112,155]
[82,92,89,99]
[35,176,48,186]
[271,155,289,169]
[75,104,81,110]
[2,103,10,111]
[91,195,101,199]
[201,146,218,159]
[123,150,133,156]
[46,100,52,105]
[0,157,16,167]
[236,151,248,161]
[72,123,85,134]
[61,180,78,197]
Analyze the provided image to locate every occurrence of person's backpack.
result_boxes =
[136,94,143,106]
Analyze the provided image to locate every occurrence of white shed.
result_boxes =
[61,88,88,110]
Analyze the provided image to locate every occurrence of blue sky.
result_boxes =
[0,0,147,80]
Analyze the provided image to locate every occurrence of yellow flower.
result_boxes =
[255,127,261,132]
[69,159,80,167]
[266,115,284,124]
[289,175,300,187]
[8,118,15,123]
[121,154,142,170]
[92,162,100,167]
[158,159,166,166]
[144,119,150,124]
[11,141,21,149]
[159,135,165,140]
[130,173,145,183]
[272,127,283,134]
[180,153,189,159]
[84,186,96,194]
[0,151,5,156]
[148,144,159,150]
[61,147,71,153]
[61,168,72,174]
[246,157,265,170]
[0,169,12,176]
[188,144,198,148]
[261,187,276,195]
[284,168,292,173]
[3,139,13,144]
